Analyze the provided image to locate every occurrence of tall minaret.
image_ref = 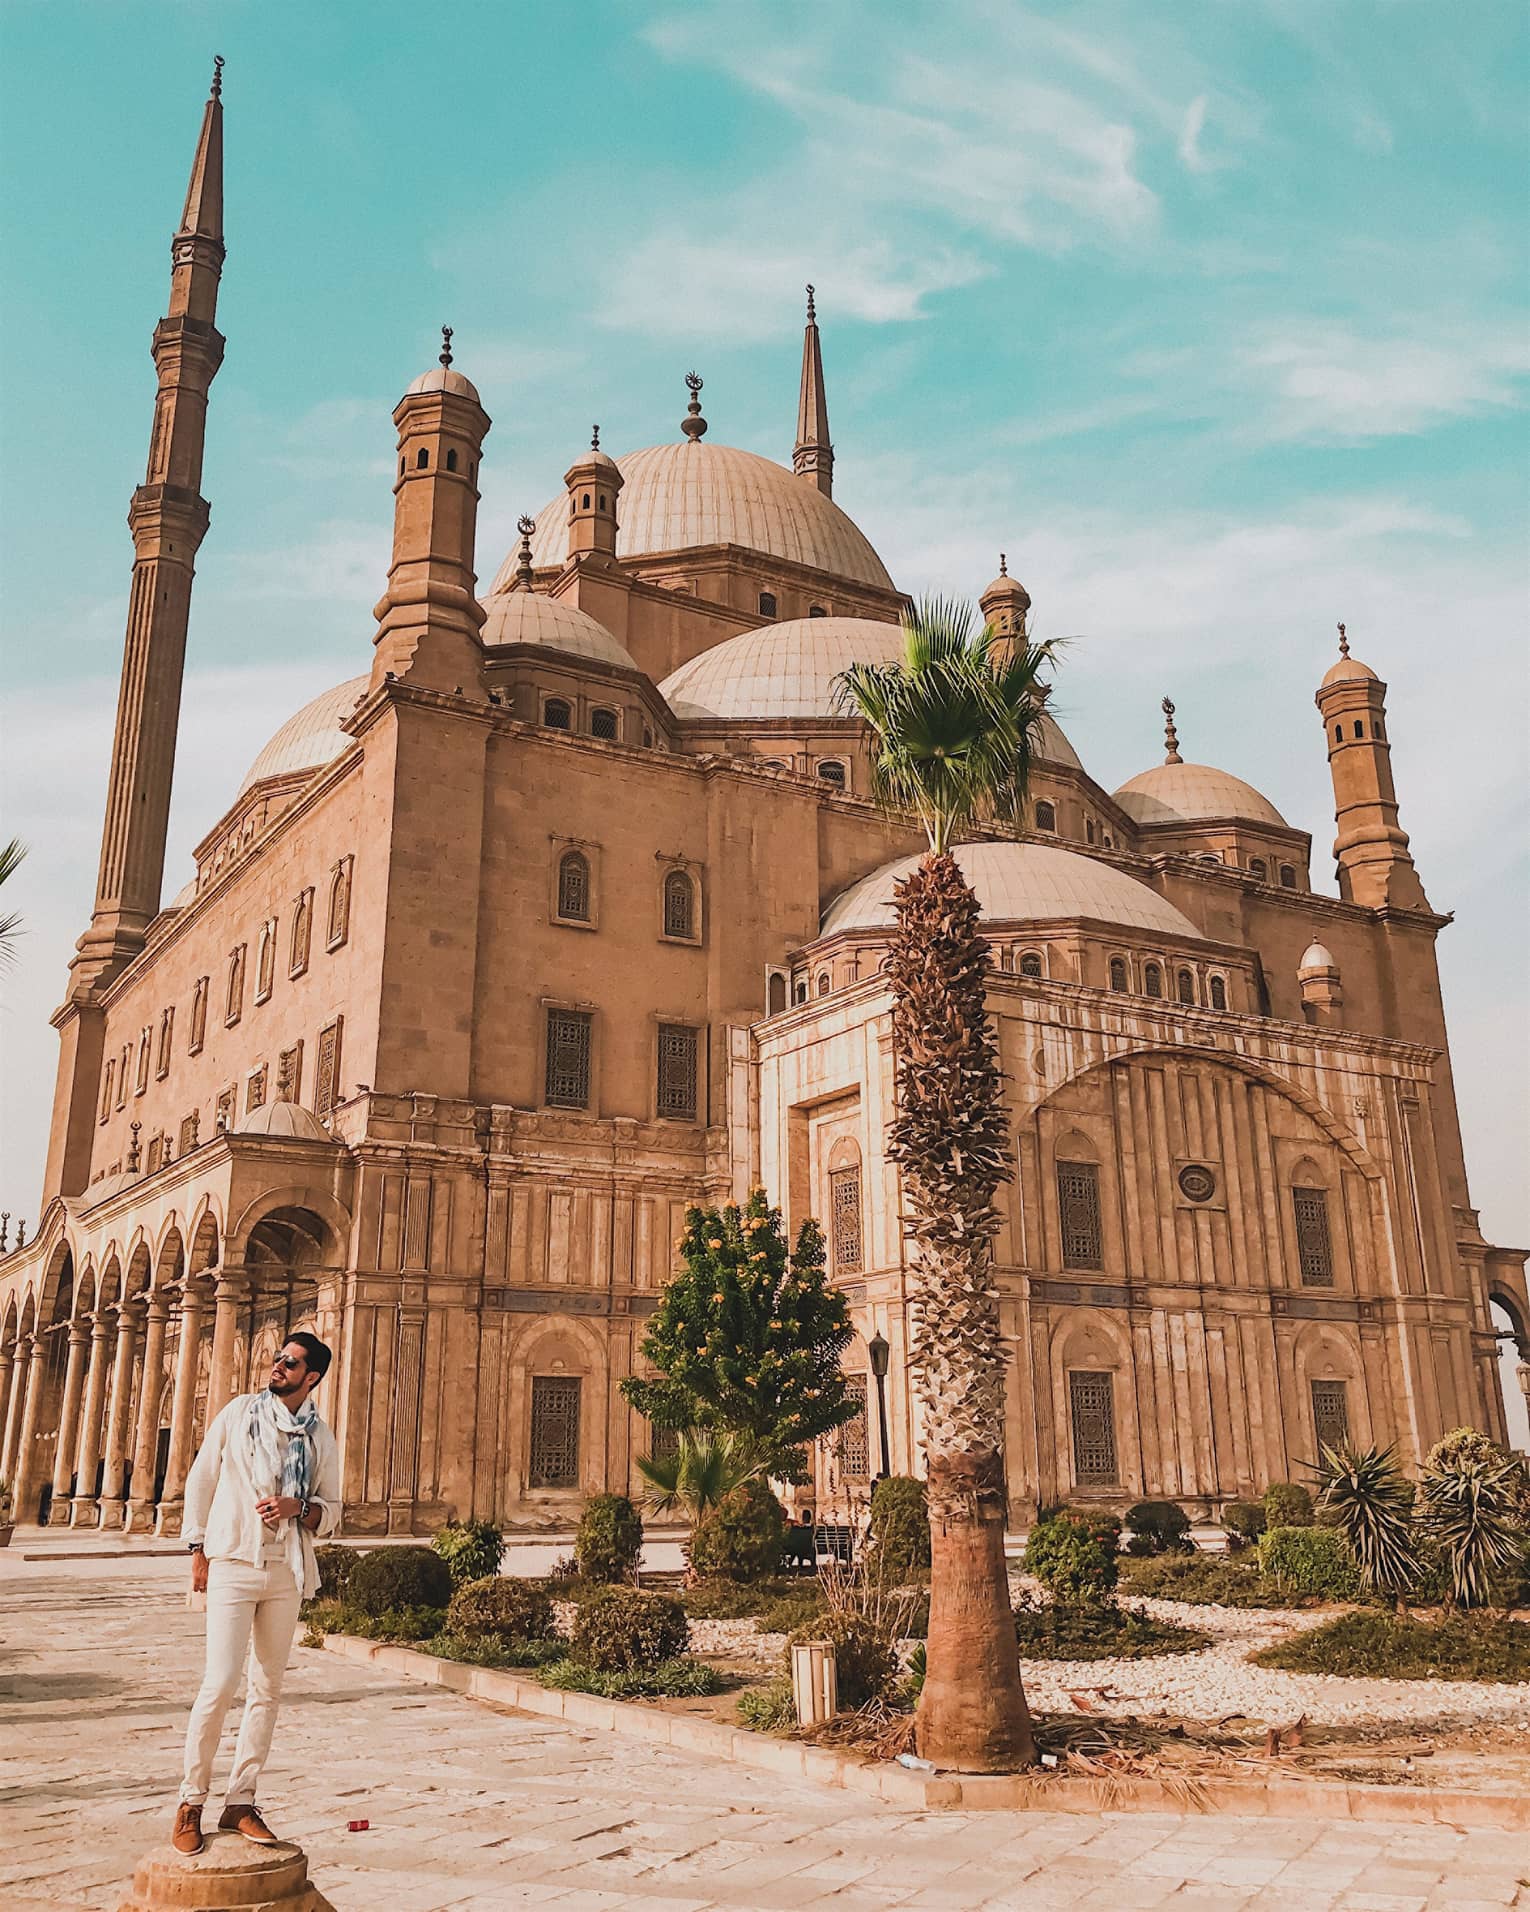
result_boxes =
[1315,623,1428,910]
[792,284,834,497]
[73,57,226,989]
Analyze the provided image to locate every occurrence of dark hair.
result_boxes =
[284,1331,332,1380]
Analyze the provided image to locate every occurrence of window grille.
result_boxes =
[1176,968,1195,1005]
[836,1375,869,1476]
[1034,800,1057,832]
[557,851,591,922]
[1069,1370,1118,1483]
[314,1017,343,1119]
[1109,957,1129,992]
[758,591,777,617]
[546,1009,592,1109]
[1310,1379,1350,1452]
[662,869,694,938]
[1292,1186,1334,1287]
[1057,1160,1104,1270]
[290,890,313,976]
[656,1023,698,1120]
[816,971,831,997]
[1209,976,1227,1010]
[1144,963,1163,998]
[815,759,846,787]
[831,1166,863,1271]
[529,1376,581,1487]
[1248,858,1267,881]
[544,698,572,730]
[1019,951,1043,978]
[590,707,619,741]
[1279,865,1297,889]
[647,1422,681,1463]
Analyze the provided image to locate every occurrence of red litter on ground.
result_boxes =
[347,1820,370,1832]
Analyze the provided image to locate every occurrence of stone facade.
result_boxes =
[2,74,1525,1537]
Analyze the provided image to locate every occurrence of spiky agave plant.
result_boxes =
[1420,1452,1525,1609]
[836,595,1059,1772]
[1314,1442,1420,1611]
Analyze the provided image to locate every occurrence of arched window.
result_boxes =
[758,592,777,618]
[398,456,405,478]
[1056,1161,1104,1270]
[255,918,277,1003]
[1209,975,1227,1010]
[544,698,572,730]
[662,868,695,939]
[808,605,828,618]
[581,492,591,509]
[1334,723,1343,743]
[1109,957,1129,992]
[1353,720,1364,738]
[1248,857,1267,881]
[189,975,209,1054]
[416,448,429,469]
[289,889,313,977]
[327,857,352,949]
[1018,951,1043,979]
[816,971,831,997]
[1198,854,1220,866]
[794,980,808,1004]
[830,1158,862,1272]
[157,1006,174,1079]
[225,946,245,1025]
[1176,968,1195,1005]
[816,759,846,788]
[1143,962,1163,998]
[446,448,458,472]
[589,707,619,740]
[761,758,789,771]
[1279,864,1297,889]
[1085,818,1096,844]
[767,972,788,1015]
[1034,800,1057,832]
[557,850,591,922]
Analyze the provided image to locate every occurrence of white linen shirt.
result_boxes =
[182,1393,341,1601]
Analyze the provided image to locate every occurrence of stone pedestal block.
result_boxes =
[116,1834,335,1911]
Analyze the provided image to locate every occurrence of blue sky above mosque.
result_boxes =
[1,1,1526,1277]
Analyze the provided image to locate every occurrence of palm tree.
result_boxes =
[636,1428,765,1525]
[836,596,1059,1772]
[0,839,25,970]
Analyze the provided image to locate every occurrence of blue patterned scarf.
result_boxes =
[248,1387,316,1506]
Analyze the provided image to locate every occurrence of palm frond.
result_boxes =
[0,841,24,972]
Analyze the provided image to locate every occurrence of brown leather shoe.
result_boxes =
[171,1803,204,1855]
[219,1803,277,1844]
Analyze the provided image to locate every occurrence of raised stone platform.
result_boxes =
[117,1835,334,1911]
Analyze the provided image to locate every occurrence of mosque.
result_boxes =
[2,70,1525,1539]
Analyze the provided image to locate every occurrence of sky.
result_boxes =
[1,1,1526,1433]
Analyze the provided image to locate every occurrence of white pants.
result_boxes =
[180,1554,303,1806]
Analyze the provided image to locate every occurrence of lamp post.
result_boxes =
[867,1331,891,1479]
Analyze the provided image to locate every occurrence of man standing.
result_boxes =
[172,1332,340,1856]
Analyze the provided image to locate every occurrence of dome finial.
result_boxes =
[1162,695,1182,765]
[806,282,816,322]
[1337,619,1349,657]
[999,552,1008,576]
[211,53,225,99]
[515,514,536,586]
[439,325,453,369]
[681,371,708,442]
[591,423,600,450]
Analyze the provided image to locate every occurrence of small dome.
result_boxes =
[657,617,1083,767]
[404,364,482,404]
[1298,940,1339,974]
[238,1100,333,1142]
[495,441,894,592]
[1114,761,1286,829]
[80,1169,140,1209]
[480,591,638,669]
[1320,653,1378,688]
[822,841,1204,940]
[238,677,368,796]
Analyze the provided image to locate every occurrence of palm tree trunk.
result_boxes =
[888,852,1034,1772]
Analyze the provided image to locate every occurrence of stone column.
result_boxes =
[157,1277,209,1535]
[0,1340,16,1469]
[48,1320,92,1507]
[0,1337,24,1482]
[97,1301,143,1527]
[206,1270,250,1421]
[126,1291,172,1531]
[8,1336,49,1526]
[70,1311,114,1525]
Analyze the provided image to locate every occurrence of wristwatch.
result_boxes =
[300,1498,312,1523]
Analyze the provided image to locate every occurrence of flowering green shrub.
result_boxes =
[1023,1508,1121,1604]
[431,1519,505,1588]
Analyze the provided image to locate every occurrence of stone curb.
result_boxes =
[317,1634,1523,1830]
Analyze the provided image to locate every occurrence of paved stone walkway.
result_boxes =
[1,1554,1524,1911]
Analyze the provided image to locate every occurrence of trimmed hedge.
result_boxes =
[575,1494,644,1584]
[312,1544,361,1604]
[1024,1508,1121,1603]
[431,1519,505,1588]
[1253,1610,1530,1682]
[1014,1597,1211,1660]
[447,1575,555,1643]
[1124,1500,1192,1556]
[347,1546,454,1617]
[689,1478,786,1582]
[569,1587,690,1672]
[1257,1524,1360,1601]
[1222,1500,1267,1549]
[1263,1482,1315,1529]
[867,1476,931,1579]
[1120,1554,1294,1609]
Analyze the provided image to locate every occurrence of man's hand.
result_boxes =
[256,1494,303,1526]
[191,1551,210,1595]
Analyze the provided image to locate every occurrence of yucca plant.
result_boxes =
[836,595,1059,1772]
[1420,1453,1525,1610]
[1313,1442,1419,1612]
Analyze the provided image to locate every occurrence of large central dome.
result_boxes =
[492,442,895,593]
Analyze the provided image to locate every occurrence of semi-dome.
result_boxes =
[480,591,638,669]
[493,442,895,593]
[238,677,368,796]
[238,1100,333,1142]
[656,617,1083,768]
[822,841,1204,940]
[1113,762,1286,829]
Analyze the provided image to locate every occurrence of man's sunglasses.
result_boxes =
[272,1354,308,1371]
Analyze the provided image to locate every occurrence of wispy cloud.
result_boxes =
[1178,95,1211,171]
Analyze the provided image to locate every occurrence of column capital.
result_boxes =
[212,1270,251,1305]
[143,1289,174,1323]
[66,1317,92,1348]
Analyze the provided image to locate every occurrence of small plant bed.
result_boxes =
[1120,1554,1322,1610]
[539,1656,727,1699]
[1252,1611,1530,1683]
[1014,1597,1211,1661]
